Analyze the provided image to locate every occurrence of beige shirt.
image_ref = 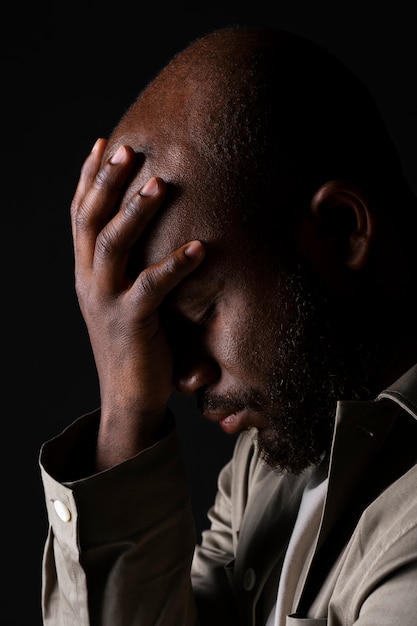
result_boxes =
[40,364,417,625]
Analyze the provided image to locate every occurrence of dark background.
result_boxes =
[4,2,416,625]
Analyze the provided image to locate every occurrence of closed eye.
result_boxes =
[197,297,220,326]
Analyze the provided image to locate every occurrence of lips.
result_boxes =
[202,408,242,434]
[203,408,267,435]
[218,413,241,434]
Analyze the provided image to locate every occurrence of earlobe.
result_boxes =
[310,180,375,271]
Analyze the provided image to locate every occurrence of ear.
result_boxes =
[308,179,376,271]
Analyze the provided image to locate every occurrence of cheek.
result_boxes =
[208,306,267,380]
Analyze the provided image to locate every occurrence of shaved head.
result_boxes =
[107,25,414,269]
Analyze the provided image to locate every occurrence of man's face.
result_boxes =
[164,234,383,475]
[108,99,379,475]
[163,243,336,475]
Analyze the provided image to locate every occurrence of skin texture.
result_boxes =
[70,26,417,474]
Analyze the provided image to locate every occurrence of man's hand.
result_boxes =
[70,138,205,470]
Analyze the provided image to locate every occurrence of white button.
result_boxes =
[53,500,71,522]
[243,568,256,591]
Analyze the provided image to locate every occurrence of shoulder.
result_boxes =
[330,462,417,624]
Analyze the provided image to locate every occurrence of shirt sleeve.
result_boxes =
[40,409,199,626]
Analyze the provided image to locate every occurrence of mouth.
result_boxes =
[218,412,242,434]
[203,408,267,435]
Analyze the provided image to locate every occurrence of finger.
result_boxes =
[92,177,168,290]
[73,138,108,203]
[72,144,138,279]
[70,138,107,234]
[132,241,206,317]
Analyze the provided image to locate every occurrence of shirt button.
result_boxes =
[243,568,256,591]
[53,500,71,522]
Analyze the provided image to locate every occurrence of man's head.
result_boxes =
[104,26,417,473]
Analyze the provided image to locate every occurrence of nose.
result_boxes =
[172,323,220,395]
[164,310,221,395]
[174,355,220,395]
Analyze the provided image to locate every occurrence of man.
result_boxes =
[40,25,417,625]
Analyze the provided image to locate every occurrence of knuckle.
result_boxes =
[73,192,103,229]
[139,268,159,298]
[95,226,117,258]
[138,254,185,299]
[164,254,182,275]
[73,204,89,229]
[94,167,111,191]
[121,194,141,220]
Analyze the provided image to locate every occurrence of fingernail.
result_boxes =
[91,138,101,152]
[110,145,127,164]
[140,177,158,196]
[184,241,204,258]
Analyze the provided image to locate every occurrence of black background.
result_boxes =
[4,2,416,625]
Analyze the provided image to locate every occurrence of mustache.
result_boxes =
[197,388,265,414]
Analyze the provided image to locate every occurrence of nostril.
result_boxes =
[173,359,220,395]
[174,373,201,396]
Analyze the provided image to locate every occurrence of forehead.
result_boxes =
[107,100,248,269]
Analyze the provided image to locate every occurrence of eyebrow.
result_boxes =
[165,274,223,314]
[166,286,209,313]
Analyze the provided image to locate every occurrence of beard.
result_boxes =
[198,263,385,475]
